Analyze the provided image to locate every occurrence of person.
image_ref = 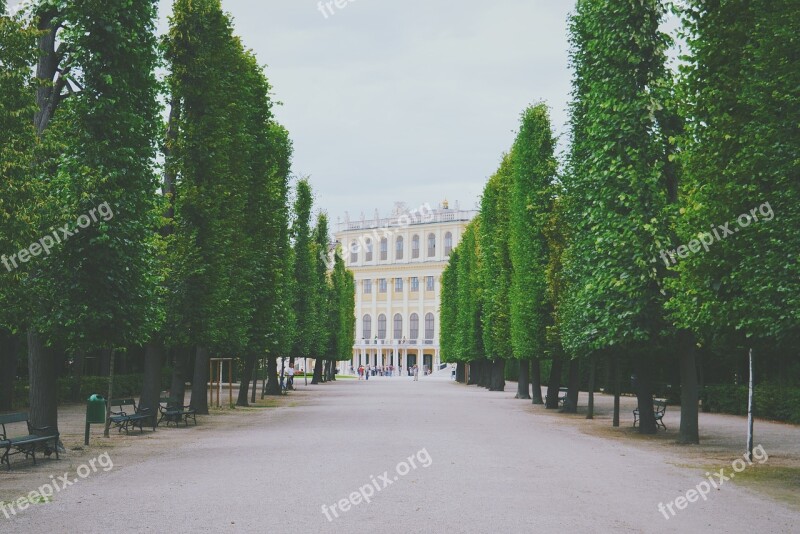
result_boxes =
[413,364,419,381]
[358,365,364,380]
[365,365,370,380]
[451,365,456,380]
[287,363,295,390]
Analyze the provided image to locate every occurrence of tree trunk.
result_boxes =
[635,355,657,434]
[612,353,621,427]
[489,358,505,391]
[587,355,596,419]
[103,349,115,438]
[27,330,59,434]
[139,343,164,418]
[71,349,86,402]
[562,358,580,413]
[264,356,281,396]
[479,360,492,388]
[545,355,563,409]
[531,357,544,404]
[311,357,324,384]
[467,360,478,385]
[515,358,530,399]
[678,330,700,444]
[251,357,258,403]
[456,362,465,383]
[190,346,210,414]
[170,347,189,408]
[237,355,257,407]
[0,330,17,411]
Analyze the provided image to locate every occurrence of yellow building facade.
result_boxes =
[334,202,477,374]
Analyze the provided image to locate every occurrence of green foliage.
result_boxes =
[701,384,800,424]
[508,104,558,361]
[667,0,800,350]
[31,0,165,352]
[0,7,38,331]
[290,179,316,360]
[559,0,673,356]
[479,157,513,360]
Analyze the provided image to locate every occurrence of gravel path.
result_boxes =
[3,375,798,533]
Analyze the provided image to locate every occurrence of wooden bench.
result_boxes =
[0,413,60,470]
[545,387,569,407]
[158,397,197,428]
[633,400,667,430]
[109,398,155,434]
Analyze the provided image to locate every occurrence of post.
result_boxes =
[746,348,754,459]
[228,359,233,407]
[103,349,115,438]
[209,359,214,407]
[305,357,308,386]
[84,422,90,446]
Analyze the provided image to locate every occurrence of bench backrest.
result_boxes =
[0,413,29,440]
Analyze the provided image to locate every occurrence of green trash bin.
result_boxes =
[85,394,107,445]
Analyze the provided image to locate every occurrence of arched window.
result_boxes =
[362,315,372,339]
[409,313,419,340]
[350,241,358,264]
[395,236,404,260]
[412,235,420,259]
[444,232,453,256]
[377,314,387,339]
[365,238,373,262]
[425,313,434,340]
[427,233,436,257]
[393,314,403,340]
[380,237,388,261]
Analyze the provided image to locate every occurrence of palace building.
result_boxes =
[334,201,477,374]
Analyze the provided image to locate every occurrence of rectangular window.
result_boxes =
[410,277,419,292]
[364,279,372,294]
[426,276,434,291]
[395,278,403,292]
[379,278,387,293]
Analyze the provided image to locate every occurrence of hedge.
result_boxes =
[701,384,800,424]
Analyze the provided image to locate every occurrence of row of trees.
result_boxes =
[442,0,798,443]
[0,0,355,436]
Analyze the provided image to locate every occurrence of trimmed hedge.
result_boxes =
[11,371,172,409]
[701,384,800,424]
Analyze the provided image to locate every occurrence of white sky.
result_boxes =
[156,0,576,226]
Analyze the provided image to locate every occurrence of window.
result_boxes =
[427,233,436,257]
[409,313,419,340]
[395,278,403,292]
[412,235,420,259]
[380,237,388,261]
[350,241,358,264]
[444,232,453,257]
[426,276,434,291]
[425,313,434,340]
[362,315,372,339]
[396,236,404,260]
[393,314,402,339]
[365,238,373,262]
[363,279,372,294]
[410,277,419,292]
[379,278,387,293]
[377,314,387,339]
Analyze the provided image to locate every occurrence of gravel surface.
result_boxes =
[2,375,798,533]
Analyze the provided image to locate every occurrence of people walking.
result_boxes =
[413,364,419,381]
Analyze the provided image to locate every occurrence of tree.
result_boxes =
[479,156,514,392]
[667,0,800,440]
[166,0,255,413]
[561,0,674,430]
[508,104,558,403]
[290,179,316,375]
[311,213,330,384]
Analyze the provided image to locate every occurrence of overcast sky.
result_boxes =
[163,0,578,227]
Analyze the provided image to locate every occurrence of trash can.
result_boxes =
[85,394,107,445]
